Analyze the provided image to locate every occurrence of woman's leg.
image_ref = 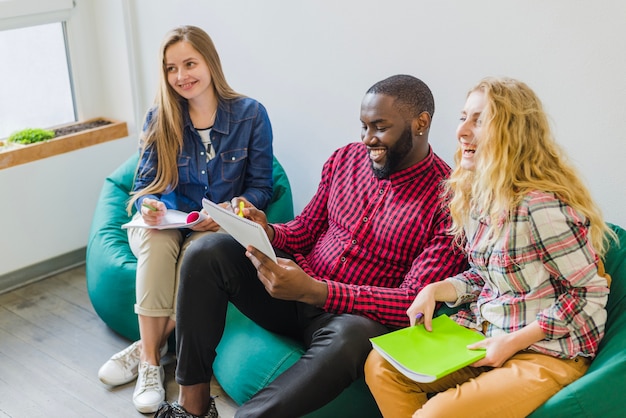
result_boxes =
[133,228,218,364]
[137,315,173,364]
[365,349,486,418]
[366,349,589,418]
[129,225,184,364]
[365,349,429,418]
[414,352,590,418]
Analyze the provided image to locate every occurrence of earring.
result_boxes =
[418,132,423,136]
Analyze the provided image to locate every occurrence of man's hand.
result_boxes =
[243,207,274,241]
[245,246,328,306]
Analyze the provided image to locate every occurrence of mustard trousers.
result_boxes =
[364,349,589,418]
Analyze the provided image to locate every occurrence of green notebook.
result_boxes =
[369,314,486,383]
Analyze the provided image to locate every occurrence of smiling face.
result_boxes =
[164,40,213,103]
[360,93,419,179]
[457,90,487,172]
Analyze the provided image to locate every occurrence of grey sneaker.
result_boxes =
[133,362,165,413]
[98,340,168,386]
[154,399,219,418]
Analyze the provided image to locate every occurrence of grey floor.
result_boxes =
[0,265,237,418]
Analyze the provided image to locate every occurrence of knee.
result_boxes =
[314,316,385,371]
[364,349,384,387]
[132,228,182,258]
[181,233,239,269]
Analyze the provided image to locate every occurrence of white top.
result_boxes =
[197,128,215,162]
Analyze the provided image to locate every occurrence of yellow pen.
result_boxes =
[238,201,245,217]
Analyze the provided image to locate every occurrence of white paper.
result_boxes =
[122,209,206,230]
[202,198,277,262]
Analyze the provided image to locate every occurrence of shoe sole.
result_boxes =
[98,373,137,386]
[135,401,163,414]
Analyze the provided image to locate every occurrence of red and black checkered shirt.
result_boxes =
[272,142,468,328]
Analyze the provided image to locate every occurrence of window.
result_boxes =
[0,22,75,139]
[0,0,76,140]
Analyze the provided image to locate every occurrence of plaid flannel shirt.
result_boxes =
[271,142,468,328]
[448,191,609,358]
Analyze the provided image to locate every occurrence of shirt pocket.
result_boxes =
[220,148,248,182]
[177,155,192,184]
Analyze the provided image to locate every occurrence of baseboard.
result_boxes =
[0,247,86,294]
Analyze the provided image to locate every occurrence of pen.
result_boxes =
[238,201,245,217]
[414,312,423,325]
[142,202,158,212]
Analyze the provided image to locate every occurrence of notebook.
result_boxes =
[202,198,277,262]
[121,209,206,230]
[369,314,486,382]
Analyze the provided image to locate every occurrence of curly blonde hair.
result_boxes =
[444,77,615,256]
[127,26,243,213]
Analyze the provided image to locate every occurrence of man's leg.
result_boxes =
[236,310,389,418]
[174,234,301,416]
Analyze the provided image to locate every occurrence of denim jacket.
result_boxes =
[133,97,274,213]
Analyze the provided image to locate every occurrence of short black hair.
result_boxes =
[366,74,435,119]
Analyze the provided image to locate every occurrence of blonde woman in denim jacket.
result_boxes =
[97,25,273,414]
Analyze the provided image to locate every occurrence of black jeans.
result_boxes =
[175,233,388,418]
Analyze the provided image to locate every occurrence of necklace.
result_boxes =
[209,106,217,125]
[192,106,217,130]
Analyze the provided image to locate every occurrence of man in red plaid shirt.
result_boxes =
[156,75,468,418]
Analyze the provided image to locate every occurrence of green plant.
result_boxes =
[8,128,55,144]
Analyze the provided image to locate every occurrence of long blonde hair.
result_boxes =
[444,77,614,256]
[127,25,243,213]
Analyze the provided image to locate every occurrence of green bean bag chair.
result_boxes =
[86,153,381,417]
[529,223,626,418]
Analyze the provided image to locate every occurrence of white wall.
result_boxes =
[2,0,625,278]
[128,0,626,222]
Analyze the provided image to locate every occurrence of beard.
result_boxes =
[371,125,414,179]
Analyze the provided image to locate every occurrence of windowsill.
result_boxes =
[0,117,129,170]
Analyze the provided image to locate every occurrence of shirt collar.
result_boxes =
[386,145,436,184]
[181,99,230,135]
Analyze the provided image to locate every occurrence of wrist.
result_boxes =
[266,224,275,241]
[305,279,328,307]
[432,280,458,303]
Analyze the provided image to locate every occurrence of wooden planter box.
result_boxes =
[0,117,128,170]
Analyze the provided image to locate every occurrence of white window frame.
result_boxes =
[0,0,74,31]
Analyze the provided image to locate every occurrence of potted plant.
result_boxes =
[7,128,56,145]
[0,117,128,170]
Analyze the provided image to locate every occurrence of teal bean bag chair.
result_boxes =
[86,153,381,417]
[86,152,294,340]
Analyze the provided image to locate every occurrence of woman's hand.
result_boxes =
[407,284,438,329]
[468,321,546,368]
[191,196,250,232]
[468,334,518,368]
[141,198,166,226]
[407,280,458,330]
[189,211,220,232]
